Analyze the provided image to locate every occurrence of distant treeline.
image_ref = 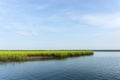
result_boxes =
[94,50,120,52]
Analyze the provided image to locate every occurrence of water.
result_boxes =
[0,52,120,80]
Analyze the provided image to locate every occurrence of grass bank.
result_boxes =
[0,50,93,61]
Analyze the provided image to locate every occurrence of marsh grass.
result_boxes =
[0,50,93,61]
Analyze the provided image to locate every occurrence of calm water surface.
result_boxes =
[0,52,120,80]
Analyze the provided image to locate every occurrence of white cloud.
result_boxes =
[65,8,120,28]
[80,13,120,28]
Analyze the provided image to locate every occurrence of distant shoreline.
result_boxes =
[94,50,120,52]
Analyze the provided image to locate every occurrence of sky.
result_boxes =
[0,0,120,50]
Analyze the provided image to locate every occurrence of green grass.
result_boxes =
[0,50,93,61]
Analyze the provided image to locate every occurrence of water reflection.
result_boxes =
[0,54,93,65]
[0,52,120,80]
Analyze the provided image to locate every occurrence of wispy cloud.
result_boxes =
[81,13,120,28]
[67,12,120,28]
[16,30,37,36]
[3,22,39,36]
[1,0,120,49]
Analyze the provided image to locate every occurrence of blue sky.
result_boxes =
[0,0,120,50]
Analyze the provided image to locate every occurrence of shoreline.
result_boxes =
[26,54,93,61]
[0,50,93,62]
